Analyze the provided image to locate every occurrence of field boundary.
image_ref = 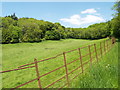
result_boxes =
[1,38,116,89]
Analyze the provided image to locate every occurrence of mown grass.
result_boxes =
[1,38,118,88]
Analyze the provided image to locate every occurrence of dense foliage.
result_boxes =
[111,1,120,38]
[66,22,110,39]
[1,15,66,43]
[1,1,120,44]
[0,13,111,44]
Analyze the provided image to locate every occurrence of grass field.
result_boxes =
[1,38,118,88]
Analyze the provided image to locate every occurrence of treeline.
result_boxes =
[1,14,66,43]
[0,13,112,44]
[1,1,120,44]
[66,22,110,39]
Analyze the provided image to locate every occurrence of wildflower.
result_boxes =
[106,64,110,68]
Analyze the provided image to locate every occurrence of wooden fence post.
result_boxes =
[94,44,98,62]
[88,45,92,67]
[34,58,42,89]
[63,52,69,87]
[78,48,84,73]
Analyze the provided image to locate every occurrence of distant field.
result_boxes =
[2,38,106,70]
[2,38,118,88]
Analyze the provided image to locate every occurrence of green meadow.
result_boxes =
[2,38,118,88]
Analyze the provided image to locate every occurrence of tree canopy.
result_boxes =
[111,1,120,38]
[1,2,120,44]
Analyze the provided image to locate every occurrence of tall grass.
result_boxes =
[71,42,118,88]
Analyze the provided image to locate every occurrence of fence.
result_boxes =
[1,38,116,89]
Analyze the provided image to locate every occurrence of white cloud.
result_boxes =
[81,8,97,14]
[60,14,105,26]
[60,8,105,27]
[82,15,105,23]
[60,15,81,25]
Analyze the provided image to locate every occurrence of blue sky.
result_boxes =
[2,2,115,28]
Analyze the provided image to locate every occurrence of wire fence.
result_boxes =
[1,38,116,89]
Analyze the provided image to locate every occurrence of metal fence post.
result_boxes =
[106,40,107,51]
[78,48,84,73]
[114,37,116,43]
[110,39,112,49]
[109,39,110,50]
[106,40,108,52]
[100,42,102,57]
[94,44,98,62]
[111,39,113,48]
[34,58,42,89]
[88,45,92,67]
[108,39,112,52]
[104,41,106,53]
[63,52,69,88]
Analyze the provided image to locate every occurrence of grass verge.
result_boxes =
[71,42,118,88]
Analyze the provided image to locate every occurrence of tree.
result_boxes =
[5,13,18,20]
[45,30,61,40]
[2,17,16,28]
[18,18,43,42]
[111,1,120,38]
[8,25,22,43]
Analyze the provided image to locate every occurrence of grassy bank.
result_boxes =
[71,41,118,88]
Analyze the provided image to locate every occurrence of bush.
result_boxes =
[45,30,61,40]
